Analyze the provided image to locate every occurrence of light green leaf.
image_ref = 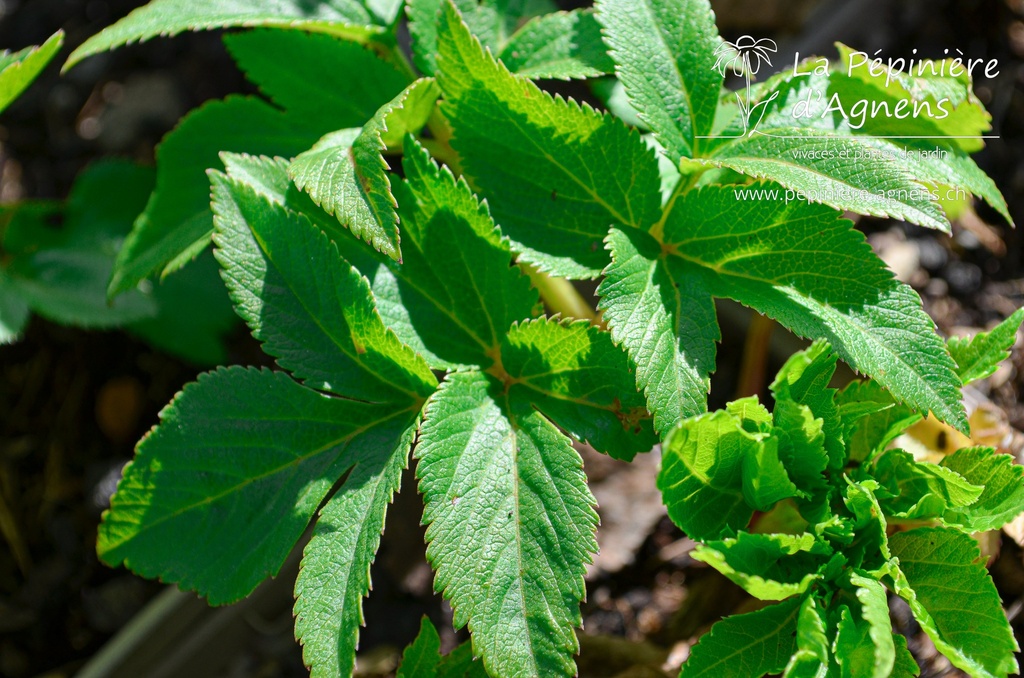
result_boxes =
[417,370,598,678]
[679,595,802,678]
[836,380,921,463]
[223,30,409,130]
[0,31,63,114]
[742,435,801,511]
[211,173,437,403]
[397,617,441,678]
[784,595,830,678]
[98,366,421,605]
[65,0,387,70]
[948,309,1024,385]
[771,342,844,472]
[497,10,614,80]
[294,410,418,678]
[3,160,156,327]
[289,79,440,261]
[843,480,889,566]
[658,410,758,541]
[834,574,894,678]
[598,227,718,433]
[891,527,1018,678]
[501,317,655,460]
[107,96,326,298]
[692,532,829,600]
[594,0,722,162]
[892,634,921,677]
[436,1,662,278]
[940,447,1024,532]
[394,137,539,367]
[874,449,983,520]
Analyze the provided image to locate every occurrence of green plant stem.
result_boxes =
[524,264,602,326]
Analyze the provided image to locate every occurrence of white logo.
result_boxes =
[711,36,780,137]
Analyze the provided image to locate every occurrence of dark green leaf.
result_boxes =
[397,617,441,678]
[497,10,614,80]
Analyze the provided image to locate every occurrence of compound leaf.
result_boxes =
[594,0,722,162]
[500,317,655,460]
[65,0,387,70]
[289,79,440,261]
[294,410,419,678]
[98,366,420,605]
[0,31,63,114]
[436,1,662,278]
[416,370,598,678]
[211,173,437,403]
[679,595,802,678]
[891,527,1018,678]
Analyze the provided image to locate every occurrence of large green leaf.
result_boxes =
[107,96,326,297]
[211,173,437,402]
[416,371,598,678]
[0,31,63,114]
[500,317,655,460]
[679,595,802,678]
[289,79,440,261]
[436,1,662,278]
[497,10,614,80]
[602,185,968,435]
[98,366,421,605]
[65,0,388,70]
[294,411,418,678]
[948,309,1024,385]
[891,527,1018,678]
[594,0,722,162]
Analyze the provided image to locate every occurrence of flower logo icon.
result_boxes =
[712,36,780,136]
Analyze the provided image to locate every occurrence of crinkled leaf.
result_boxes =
[891,527,1018,678]
[108,96,326,297]
[843,480,889,567]
[742,435,801,511]
[834,574,894,678]
[436,2,661,278]
[417,370,597,678]
[4,161,156,327]
[294,410,418,678]
[497,10,614,80]
[836,380,921,463]
[223,30,409,130]
[658,410,758,541]
[679,595,802,678]
[0,31,63,114]
[594,0,722,162]
[289,79,440,261]
[98,366,420,604]
[940,447,1024,532]
[874,449,983,520]
[65,0,388,70]
[784,595,830,678]
[948,309,1024,385]
[500,317,655,460]
[211,173,436,402]
[692,532,830,600]
[771,342,844,471]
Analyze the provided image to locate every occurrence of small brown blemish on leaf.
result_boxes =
[551,189,557,201]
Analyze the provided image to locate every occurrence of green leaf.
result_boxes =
[948,309,1024,385]
[289,79,440,261]
[128,251,237,365]
[436,641,490,678]
[397,617,441,678]
[500,317,655,460]
[222,30,410,130]
[771,342,844,472]
[294,410,418,678]
[211,173,437,403]
[598,226,718,432]
[679,595,802,678]
[874,449,983,520]
[834,574,894,678]
[0,31,63,114]
[692,532,829,600]
[3,160,157,327]
[98,366,421,605]
[0,272,30,343]
[416,370,598,678]
[784,594,830,678]
[108,96,326,298]
[892,634,921,678]
[65,0,388,70]
[394,137,539,367]
[594,0,722,162]
[843,480,889,566]
[497,10,614,80]
[436,1,662,278]
[890,527,1018,678]
[658,410,758,541]
[940,447,1024,532]
[836,380,921,463]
